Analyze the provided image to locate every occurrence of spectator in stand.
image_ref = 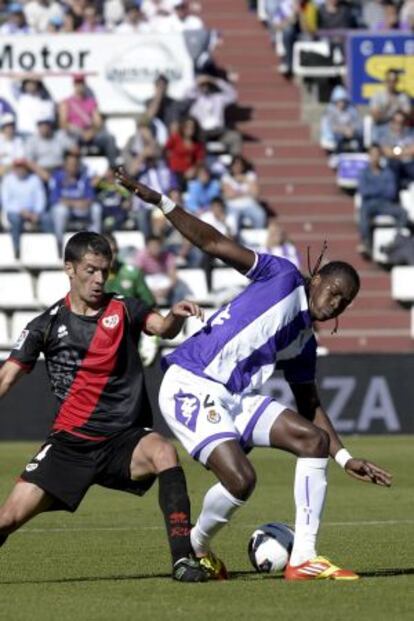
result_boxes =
[141,0,173,21]
[361,0,387,29]
[15,78,55,137]
[58,75,118,166]
[261,218,301,269]
[378,111,414,189]
[178,196,234,281]
[0,3,32,34]
[135,235,188,305]
[188,75,242,156]
[23,1,64,32]
[316,0,356,29]
[221,155,267,235]
[357,144,408,255]
[105,232,155,307]
[61,8,76,31]
[78,3,107,32]
[267,0,317,76]
[184,163,221,214]
[62,0,88,29]
[115,1,151,33]
[122,115,162,177]
[369,69,412,138]
[150,0,204,32]
[0,114,25,178]
[320,85,363,155]
[103,0,125,29]
[146,75,190,131]
[49,151,102,251]
[133,154,179,237]
[96,168,133,231]
[165,116,205,187]
[400,0,414,30]
[24,117,76,182]
[1,159,51,257]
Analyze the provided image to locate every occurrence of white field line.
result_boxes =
[16,519,414,535]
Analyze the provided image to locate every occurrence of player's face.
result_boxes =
[66,252,110,307]
[308,274,356,322]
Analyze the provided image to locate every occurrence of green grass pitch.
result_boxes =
[0,436,413,621]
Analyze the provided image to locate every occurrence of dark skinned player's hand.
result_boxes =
[114,167,161,205]
[345,458,392,487]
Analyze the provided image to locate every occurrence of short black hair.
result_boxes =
[64,232,112,263]
[318,261,360,294]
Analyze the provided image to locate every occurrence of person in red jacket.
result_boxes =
[165,116,205,188]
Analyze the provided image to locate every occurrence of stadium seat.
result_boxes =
[105,117,136,151]
[0,234,19,269]
[240,229,268,249]
[37,271,69,307]
[400,184,414,222]
[0,273,38,309]
[336,153,369,190]
[391,266,414,303]
[0,311,10,347]
[20,233,61,269]
[113,230,145,251]
[10,311,39,343]
[411,306,414,340]
[84,156,109,177]
[372,227,410,264]
[211,267,248,293]
[177,269,209,302]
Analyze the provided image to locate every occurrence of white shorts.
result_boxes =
[159,365,287,465]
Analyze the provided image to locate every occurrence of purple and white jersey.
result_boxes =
[164,253,317,394]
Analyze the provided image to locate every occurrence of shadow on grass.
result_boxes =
[1,567,413,586]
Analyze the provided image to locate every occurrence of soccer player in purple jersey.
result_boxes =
[115,171,392,582]
[0,232,208,582]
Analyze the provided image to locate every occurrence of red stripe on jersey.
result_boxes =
[53,298,125,437]
[8,357,32,372]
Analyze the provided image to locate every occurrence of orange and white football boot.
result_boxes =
[284,556,359,581]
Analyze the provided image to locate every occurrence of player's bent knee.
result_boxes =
[150,436,179,473]
[225,465,257,501]
[303,427,329,458]
[0,507,23,535]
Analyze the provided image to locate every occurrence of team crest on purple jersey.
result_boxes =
[174,391,200,432]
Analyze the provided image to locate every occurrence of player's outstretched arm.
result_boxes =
[290,382,392,487]
[0,360,26,399]
[114,168,256,274]
[145,301,204,339]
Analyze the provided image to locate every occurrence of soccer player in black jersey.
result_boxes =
[0,231,208,582]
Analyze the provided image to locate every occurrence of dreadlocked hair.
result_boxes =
[307,242,360,335]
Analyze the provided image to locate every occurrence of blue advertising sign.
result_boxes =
[347,32,414,104]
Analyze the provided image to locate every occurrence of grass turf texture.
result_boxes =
[0,436,413,621]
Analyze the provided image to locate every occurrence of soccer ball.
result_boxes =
[248,523,295,573]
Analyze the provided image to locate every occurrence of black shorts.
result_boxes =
[20,427,157,512]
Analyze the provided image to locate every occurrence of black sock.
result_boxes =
[158,466,193,565]
[0,534,8,548]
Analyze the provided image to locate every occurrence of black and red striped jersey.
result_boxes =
[9,293,154,440]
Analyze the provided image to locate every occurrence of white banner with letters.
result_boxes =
[0,33,194,115]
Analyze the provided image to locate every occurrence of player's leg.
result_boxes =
[159,365,256,578]
[239,398,358,580]
[0,481,53,546]
[129,432,207,582]
[268,408,330,568]
[190,439,256,552]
